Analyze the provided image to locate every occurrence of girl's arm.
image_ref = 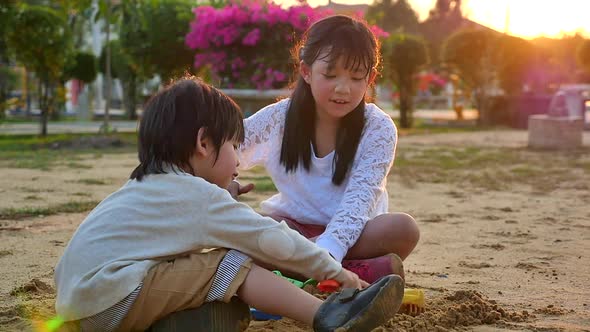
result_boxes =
[315,108,397,262]
[201,185,350,284]
[239,99,289,170]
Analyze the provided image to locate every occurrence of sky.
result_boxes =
[273,0,590,40]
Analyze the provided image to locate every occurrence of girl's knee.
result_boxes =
[385,213,419,244]
[400,213,420,243]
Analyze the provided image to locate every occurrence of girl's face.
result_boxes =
[301,50,374,122]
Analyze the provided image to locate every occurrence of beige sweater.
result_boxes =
[54,170,343,320]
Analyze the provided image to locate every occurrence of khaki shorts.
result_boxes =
[116,248,252,331]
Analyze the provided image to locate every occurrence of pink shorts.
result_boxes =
[268,215,325,239]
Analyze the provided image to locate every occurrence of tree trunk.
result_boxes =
[39,80,48,136]
[103,3,112,132]
[25,71,32,119]
[399,86,414,128]
[123,74,137,120]
[475,90,491,126]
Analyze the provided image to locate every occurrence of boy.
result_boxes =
[54,77,404,331]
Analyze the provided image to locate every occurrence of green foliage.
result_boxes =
[99,39,140,119]
[6,5,74,135]
[419,0,464,67]
[576,39,590,73]
[0,1,17,119]
[0,66,19,120]
[64,51,97,83]
[366,0,420,35]
[7,5,72,83]
[120,0,195,81]
[530,34,586,86]
[494,35,536,95]
[441,29,496,89]
[0,1,17,60]
[383,34,429,128]
[99,40,134,80]
[0,200,99,220]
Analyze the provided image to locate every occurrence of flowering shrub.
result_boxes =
[185,2,327,89]
[185,2,389,89]
[417,72,447,95]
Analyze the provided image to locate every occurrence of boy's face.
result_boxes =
[191,133,240,190]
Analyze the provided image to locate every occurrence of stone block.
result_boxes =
[528,115,584,149]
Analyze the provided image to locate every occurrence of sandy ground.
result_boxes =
[0,130,589,331]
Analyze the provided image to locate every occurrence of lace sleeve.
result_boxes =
[316,110,397,261]
[239,99,288,170]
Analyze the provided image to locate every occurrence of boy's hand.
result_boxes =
[335,268,369,290]
[227,180,254,199]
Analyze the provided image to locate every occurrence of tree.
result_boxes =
[441,28,497,125]
[383,34,429,128]
[494,35,537,95]
[420,0,464,68]
[576,39,590,75]
[366,0,420,35]
[94,0,123,133]
[65,51,98,83]
[123,0,195,82]
[0,1,17,120]
[7,5,73,136]
[99,40,139,120]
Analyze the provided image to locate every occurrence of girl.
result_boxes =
[234,15,420,283]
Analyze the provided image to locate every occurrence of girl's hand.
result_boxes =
[335,268,369,290]
[227,180,255,199]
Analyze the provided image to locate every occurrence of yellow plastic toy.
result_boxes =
[399,288,426,316]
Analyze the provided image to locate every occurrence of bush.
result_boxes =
[185,2,330,89]
[65,51,97,83]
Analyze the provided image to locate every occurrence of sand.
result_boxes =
[0,129,589,331]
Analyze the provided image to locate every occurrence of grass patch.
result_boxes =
[393,145,590,192]
[74,178,109,185]
[66,162,91,169]
[240,175,277,192]
[0,201,99,220]
[0,132,136,151]
[15,187,55,193]
[0,133,136,170]
[0,249,13,257]
[394,118,483,136]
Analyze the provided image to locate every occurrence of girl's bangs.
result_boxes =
[317,41,374,76]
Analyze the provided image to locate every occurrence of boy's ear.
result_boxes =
[194,127,211,157]
[300,61,311,84]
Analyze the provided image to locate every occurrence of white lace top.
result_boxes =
[240,98,397,262]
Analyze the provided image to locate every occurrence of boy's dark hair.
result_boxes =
[130,77,244,181]
[281,15,381,185]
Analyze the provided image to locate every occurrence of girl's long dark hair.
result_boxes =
[280,15,380,185]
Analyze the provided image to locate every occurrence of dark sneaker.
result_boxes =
[313,274,404,332]
[147,297,251,332]
[342,253,405,283]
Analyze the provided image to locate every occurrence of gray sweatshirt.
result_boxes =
[55,170,343,320]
